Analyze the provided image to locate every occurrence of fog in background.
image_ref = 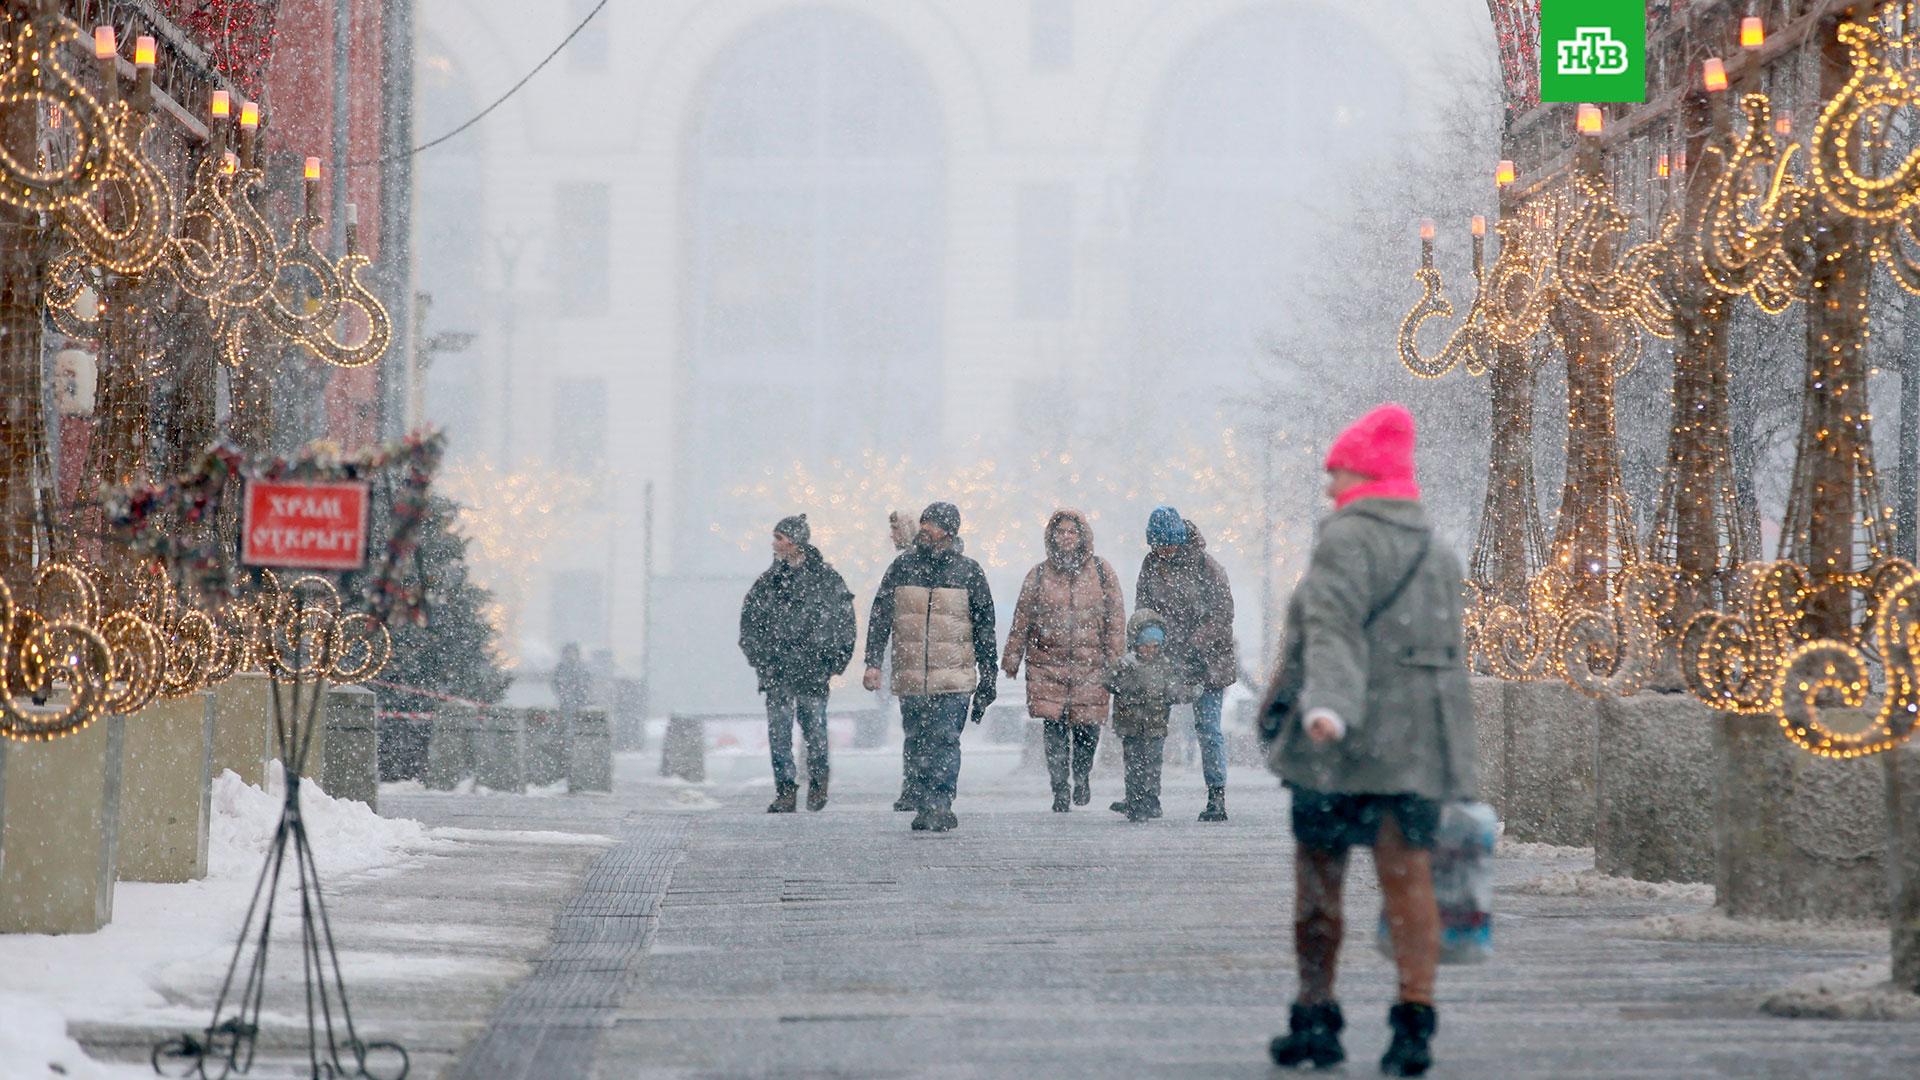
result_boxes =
[407,0,1501,712]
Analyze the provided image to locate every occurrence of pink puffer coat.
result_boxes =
[1003,509,1126,724]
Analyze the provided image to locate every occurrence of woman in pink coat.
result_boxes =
[1003,509,1127,812]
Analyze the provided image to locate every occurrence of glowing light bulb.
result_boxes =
[1496,159,1516,186]
[1471,215,1486,237]
[1741,16,1764,49]
[93,26,116,60]
[1657,153,1670,178]
[1419,219,1435,241]
[211,90,230,118]
[134,36,155,67]
[240,101,259,128]
[1577,103,1603,135]
[305,156,321,180]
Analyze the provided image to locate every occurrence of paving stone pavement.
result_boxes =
[434,742,1920,1079]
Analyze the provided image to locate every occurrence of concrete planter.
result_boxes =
[209,671,274,787]
[524,708,569,787]
[473,706,528,794]
[323,685,380,810]
[1594,693,1714,884]
[568,707,613,794]
[1501,680,1599,846]
[117,694,214,883]
[1471,676,1508,816]
[1714,710,1887,920]
[660,714,705,782]
[0,714,126,934]
[1889,739,1920,993]
[426,704,480,790]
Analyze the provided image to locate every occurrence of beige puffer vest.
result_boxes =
[891,585,978,696]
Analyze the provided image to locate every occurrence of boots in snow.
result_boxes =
[1072,777,1091,806]
[910,807,933,831]
[893,789,915,812]
[806,776,829,812]
[767,784,798,814]
[1269,1002,1345,1069]
[1052,793,1071,813]
[1109,800,1129,814]
[1198,786,1227,822]
[1380,1002,1436,1076]
[928,801,958,832]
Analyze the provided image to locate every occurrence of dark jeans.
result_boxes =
[766,690,829,790]
[1042,720,1100,795]
[900,693,970,808]
[1121,734,1164,812]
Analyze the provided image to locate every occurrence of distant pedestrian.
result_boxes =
[1135,506,1238,822]
[553,642,590,716]
[884,508,919,813]
[1102,610,1194,822]
[1003,509,1125,812]
[862,502,997,832]
[1262,404,1475,1076]
[739,514,858,813]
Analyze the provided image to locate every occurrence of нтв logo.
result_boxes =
[1538,0,1645,104]
[1557,28,1630,76]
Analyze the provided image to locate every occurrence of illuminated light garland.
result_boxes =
[1558,562,1681,698]
[56,102,174,277]
[1693,93,1813,312]
[0,576,113,742]
[0,10,115,213]
[1774,566,1920,758]
[1809,12,1920,223]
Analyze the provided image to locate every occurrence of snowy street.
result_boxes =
[402,742,1917,1078]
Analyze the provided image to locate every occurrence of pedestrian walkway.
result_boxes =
[417,742,1920,1079]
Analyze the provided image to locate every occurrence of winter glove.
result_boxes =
[969,672,997,724]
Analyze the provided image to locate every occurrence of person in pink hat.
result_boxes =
[1258,403,1476,1077]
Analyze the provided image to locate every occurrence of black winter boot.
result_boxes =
[1268,1002,1344,1069]
[1109,800,1129,814]
[1380,1002,1436,1076]
[1198,786,1227,822]
[806,776,829,812]
[767,784,798,814]
[893,788,915,812]
[1072,777,1091,806]
[1052,794,1071,813]
[929,801,958,832]
[910,807,933,831]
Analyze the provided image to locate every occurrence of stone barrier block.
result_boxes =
[1595,692,1714,884]
[568,707,613,794]
[524,708,569,787]
[1470,676,1508,815]
[378,713,430,782]
[1714,709,1887,920]
[1889,739,1920,993]
[210,671,273,787]
[425,704,479,790]
[660,714,705,782]
[323,686,380,810]
[1503,680,1599,846]
[0,714,125,934]
[473,706,527,794]
[118,693,214,883]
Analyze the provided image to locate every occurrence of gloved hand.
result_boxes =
[970,672,997,724]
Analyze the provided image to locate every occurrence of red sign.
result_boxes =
[241,480,371,571]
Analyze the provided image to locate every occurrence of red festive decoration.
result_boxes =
[154,0,280,99]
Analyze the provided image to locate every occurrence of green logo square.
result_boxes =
[1538,0,1646,103]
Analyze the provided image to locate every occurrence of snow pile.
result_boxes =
[209,761,435,879]
[1511,868,1713,902]
[1761,962,1920,1020]
[0,993,136,1079]
[1497,840,1594,861]
[1631,909,1883,948]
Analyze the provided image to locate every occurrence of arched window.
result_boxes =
[679,9,946,572]
[1130,7,1408,424]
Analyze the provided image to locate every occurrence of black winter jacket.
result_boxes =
[739,547,858,695]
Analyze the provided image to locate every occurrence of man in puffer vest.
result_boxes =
[862,502,998,832]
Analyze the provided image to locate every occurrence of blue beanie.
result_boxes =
[1137,625,1166,646]
[1146,506,1188,547]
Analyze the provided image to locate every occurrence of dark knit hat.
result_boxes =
[920,501,962,536]
[773,514,810,546]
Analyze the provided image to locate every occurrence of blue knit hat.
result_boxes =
[1146,505,1188,547]
[1137,625,1166,646]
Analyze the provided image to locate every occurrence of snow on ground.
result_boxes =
[0,994,148,1079]
[1496,839,1595,861]
[1512,867,1715,902]
[1762,962,1920,1020]
[0,764,444,1032]
[1630,909,1886,948]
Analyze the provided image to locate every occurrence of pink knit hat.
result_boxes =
[1325,403,1421,508]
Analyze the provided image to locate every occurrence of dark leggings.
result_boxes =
[1042,719,1100,794]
